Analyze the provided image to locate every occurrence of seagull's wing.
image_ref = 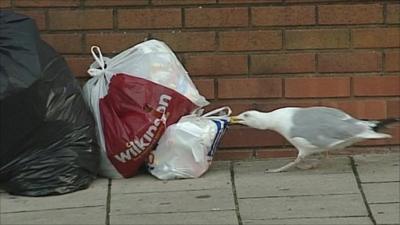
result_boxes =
[303,106,352,119]
[288,107,366,149]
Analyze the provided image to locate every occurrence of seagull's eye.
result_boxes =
[243,113,249,118]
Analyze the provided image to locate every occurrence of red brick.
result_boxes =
[16,10,46,30]
[329,146,398,155]
[321,100,387,120]
[85,33,147,54]
[152,32,216,52]
[387,100,400,118]
[185,7,248,28]
[218,78,282,99]
[255,101,319,112]
[184,54,247,76]
[336,145,400,156]
[65,56,93,78]
[318,4,383,25]
[214,150,253,161]
[14,0,80,7]
[84,0,148,6]
[192,79,215,99]
[118,9,181,29]
[318,51,382,73]
[0,0,11,8]
[49,9,113,30]
[219,30,282,51]
[385,50,400,72]
[42,33,82,54]
[386,4,400,24]
[353,76,400,97]
[286,0,343,2]
[352,28,400,48]
[220,127,287,148]
[220,0,281,3]
[285,29,349,49]
[285,77,350,98]
[204,102,254,115]
[152,0,216,5]
[252,6,315,26]
[255,149,297,159]
[251,53,315,74]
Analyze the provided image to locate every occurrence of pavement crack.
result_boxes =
[121,187,228,195]
[230,161,243,225]
[106,178,112,225]
[245,214,369,221]
[114,208,234,216]
[362,180,400,184]
[2,205,103,214]
[369,201,400,205]
[350,156,377,225]
[238,192,358,199]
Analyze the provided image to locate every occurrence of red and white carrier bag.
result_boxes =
[83,40,209,178]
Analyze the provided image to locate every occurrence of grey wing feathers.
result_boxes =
[289,107,366,148]
[305,107,351,119]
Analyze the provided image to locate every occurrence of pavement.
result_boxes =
[1,153,399,225]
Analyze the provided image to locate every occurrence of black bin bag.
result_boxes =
[0,11,99,196]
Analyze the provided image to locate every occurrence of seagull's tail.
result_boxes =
[371,118,400,132]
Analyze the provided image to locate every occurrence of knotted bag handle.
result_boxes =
[87,46,107,77]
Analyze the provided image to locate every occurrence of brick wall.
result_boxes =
[2,0,399,159]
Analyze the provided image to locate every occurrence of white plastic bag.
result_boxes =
[82,40,209,178]
[148,107,231,180]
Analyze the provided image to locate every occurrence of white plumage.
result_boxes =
[230,107,395,172]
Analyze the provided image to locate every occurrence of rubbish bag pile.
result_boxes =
[0,11,99,196]
[0,11,230,197]
[83,40,229,179]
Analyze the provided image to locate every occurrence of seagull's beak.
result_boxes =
[229,116,243,124]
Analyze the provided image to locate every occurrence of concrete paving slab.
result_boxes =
[110,188,235,215]
[0,179,108,213]
[111,210,238,224]
[234,157,358,198]
[239,194,368,220]
[353,153,400,183]
[363,182,400,204]
[370,203,400,225]
[1,206,106,225]
[243,216,373,225]
[235,156,353,176]
[112,161,231,194]
[235,172,358,198]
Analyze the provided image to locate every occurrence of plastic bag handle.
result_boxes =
[202,106,232,118]
[87,46,107,77]
[91,46,105,70]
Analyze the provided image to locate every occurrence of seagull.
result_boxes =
[230,107,398,173]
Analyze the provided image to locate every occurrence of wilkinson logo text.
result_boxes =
[114,94,171,163]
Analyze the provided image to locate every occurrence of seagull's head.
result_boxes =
[230,110,266,129]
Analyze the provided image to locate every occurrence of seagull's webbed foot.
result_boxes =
[296,158,321,170]
[296,163,316,170]
[265,168,287,173]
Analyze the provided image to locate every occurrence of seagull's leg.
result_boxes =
[265,155,303,173]
[324,151,329,159]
